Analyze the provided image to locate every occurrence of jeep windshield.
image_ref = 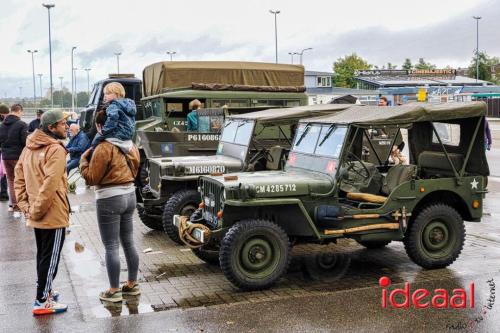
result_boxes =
[286,123,347,175]
[217,120,255,161]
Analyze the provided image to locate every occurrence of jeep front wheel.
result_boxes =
[219,219,291,290]
[403,204,465,269]
[162,190,199,245]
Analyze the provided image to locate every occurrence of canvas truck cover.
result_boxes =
[142,61,305,97]
[229,104,354,126]
[300,102,486,126]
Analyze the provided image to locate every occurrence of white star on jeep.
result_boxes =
[470,178,479,190]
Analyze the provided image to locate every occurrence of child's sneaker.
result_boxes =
[32,299,68,316]
[121,283,141,296]
[99,290,122,303]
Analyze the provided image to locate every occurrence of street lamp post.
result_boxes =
[473,16,482,83]
[58,76,63,107]
[166,51,176,61]
[269,10,280,63]
[71,46,76,112]
[37,74,43,103]
[288,52,297,64]
[27,50,38,104]
[298,47,313,65]
[84,68,91,96]
[114,52,121,73]
[74,68,78,107]
[42,3,55,108]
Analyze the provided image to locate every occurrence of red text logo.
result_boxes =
[379,276,474,309]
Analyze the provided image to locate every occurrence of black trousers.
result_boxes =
[0,175,7,195]
[34,228,65,302]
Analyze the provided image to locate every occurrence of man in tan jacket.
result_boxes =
[14,109,70,315]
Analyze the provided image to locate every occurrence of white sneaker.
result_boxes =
[32,299,68,316]
[8,206,13,212]
[13,211,21,218]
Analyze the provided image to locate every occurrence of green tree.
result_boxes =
[468,52,498,82]
[387,63,397,70]
[402,58,413,70]
[76,92,90,107]
[333,53,372,88]
[414,58,436,70]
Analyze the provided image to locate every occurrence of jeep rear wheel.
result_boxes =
[162,190,199,245]
[404,204,465,269]
[137,205,163,231]
[219,219,291,290]
[356,240,392,249]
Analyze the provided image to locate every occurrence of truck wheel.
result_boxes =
[162,189,200,245]
[137,205,163,231]
[192,247,220,265]
[219,219,291,290]
[356,240,392,249]
[403,204,465,269]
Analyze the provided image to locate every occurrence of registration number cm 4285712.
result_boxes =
[255,184,297,194]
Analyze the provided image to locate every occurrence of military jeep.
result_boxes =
[143,104,352,243]
[177,102,489,290]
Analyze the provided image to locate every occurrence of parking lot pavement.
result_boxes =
[33,173,493,322]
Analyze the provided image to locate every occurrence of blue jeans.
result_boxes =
[67,159,80,175]
[96,192,139,288]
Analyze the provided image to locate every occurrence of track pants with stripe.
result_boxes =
[34,228,65,302]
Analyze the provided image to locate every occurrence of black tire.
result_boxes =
[219,219,291,291]
[162,189,200,245]
[137,205,163,231]
[403,204,465,269]
[192,247,220,265]
[356,240,392,249]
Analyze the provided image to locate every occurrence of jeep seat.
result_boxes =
[347,164,417,204]
[418,151,464,178]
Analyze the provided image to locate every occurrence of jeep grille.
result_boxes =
[202,178,224,221]
[148,162,161,195]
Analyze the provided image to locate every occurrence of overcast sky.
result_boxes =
[1,0,499,98]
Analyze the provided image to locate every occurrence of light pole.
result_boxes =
[37,74,43,103]
[84,68,91,96]
[298,47,313,65]
[473,16,482,83]
[27,49,38,104]
[288,52,297,64]
[166,51,176,61]
[114,52,121,73]
[58,76,63,107]
[71,46,76,112]
[74,68,78,107]
[42,3,55,107]
[269,10,280,63]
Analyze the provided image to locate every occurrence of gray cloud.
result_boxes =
[77,41,124,67]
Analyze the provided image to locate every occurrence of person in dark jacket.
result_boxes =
[66,123,89,174]
[0,104,9,201]
[28,109,44,133]
[0,104,28,211]
[485,119,492,151]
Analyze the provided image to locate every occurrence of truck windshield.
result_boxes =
[220,120,254,145]
[286,123,347,175]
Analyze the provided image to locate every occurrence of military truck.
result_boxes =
[144,104,353,242]
[175,102,489,290]
[136,61,309,228]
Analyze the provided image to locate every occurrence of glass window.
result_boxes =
[292,124,321,154]
[221,121,238,142]
[210,115,224,132]
[432,123,460,146]
[166,103,183,113]
[286,100,301,107]
[212,100,229,108]
[315,126,347,157]
[234,121,254,145]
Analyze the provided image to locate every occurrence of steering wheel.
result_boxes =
[343,151,371,181]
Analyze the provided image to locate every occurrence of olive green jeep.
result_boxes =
[141,104,352,241]
[175,102,489,290]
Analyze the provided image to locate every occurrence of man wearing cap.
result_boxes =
[0,103,28,212]
[14,109,70,315]
[28,109,44,133]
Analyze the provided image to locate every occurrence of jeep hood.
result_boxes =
[209,170,334,197]
[150,154,243,176]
